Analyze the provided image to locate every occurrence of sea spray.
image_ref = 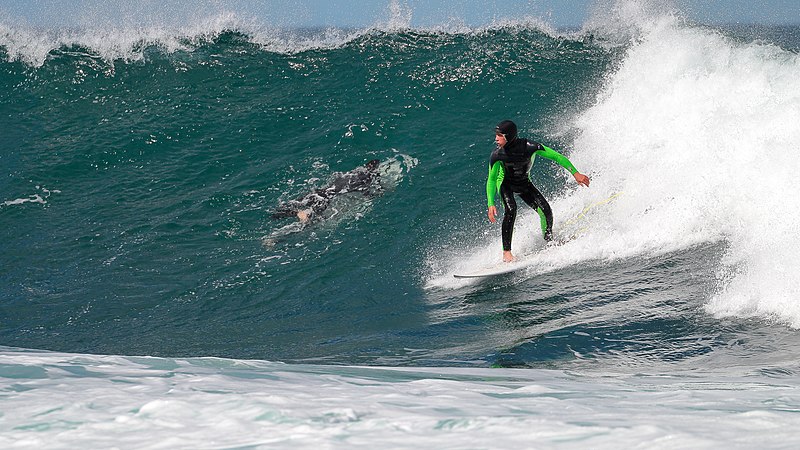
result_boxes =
[572,15,800,325]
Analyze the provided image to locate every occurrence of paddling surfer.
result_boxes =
[271,159,382,223]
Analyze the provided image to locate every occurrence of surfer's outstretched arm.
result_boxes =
[534,145,590,187]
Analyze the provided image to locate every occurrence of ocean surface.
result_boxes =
[3,2,800,448]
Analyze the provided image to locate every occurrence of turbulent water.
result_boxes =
[3,2,800,448]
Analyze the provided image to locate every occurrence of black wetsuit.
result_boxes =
[487,139,577,251]
[272,163,380,220]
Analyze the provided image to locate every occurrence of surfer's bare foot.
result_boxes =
[503,251,514,262]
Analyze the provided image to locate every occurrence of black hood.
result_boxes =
[495,120,518,143]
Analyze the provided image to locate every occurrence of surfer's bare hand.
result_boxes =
[488,206,497,223]
[574,172,590,187]
[297,210,311,223]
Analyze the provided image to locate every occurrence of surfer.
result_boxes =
[271,159,382,223]
[486,120,590,262]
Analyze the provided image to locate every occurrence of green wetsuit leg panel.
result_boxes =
[536,207,548,237]
[518,186,553,241]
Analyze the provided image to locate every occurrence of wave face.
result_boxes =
[3,3,800,373]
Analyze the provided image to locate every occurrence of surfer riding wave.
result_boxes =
[486,120,590,262]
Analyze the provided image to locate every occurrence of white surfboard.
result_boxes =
[453,260,530,279]
[453,192,623,279]
[451,243,563,279]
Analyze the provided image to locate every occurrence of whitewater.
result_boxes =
[3,0,800,448]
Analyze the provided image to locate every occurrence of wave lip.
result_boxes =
[0,3,577,68]
[0,11,264,67]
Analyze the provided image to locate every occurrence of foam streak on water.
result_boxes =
[2,348,800,449]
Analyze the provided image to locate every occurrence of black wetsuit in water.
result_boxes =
[271,160,381,220]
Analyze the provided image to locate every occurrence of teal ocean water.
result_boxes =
[3,3,800,448]
[2,18,615,364]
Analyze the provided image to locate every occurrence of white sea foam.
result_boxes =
[2,187,60,207]
[0,11,263,67]
[2,347,799,449]
[570,11,800,326]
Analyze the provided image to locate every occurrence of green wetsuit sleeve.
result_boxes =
[537,145,578,175]
[486,161,504,207]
